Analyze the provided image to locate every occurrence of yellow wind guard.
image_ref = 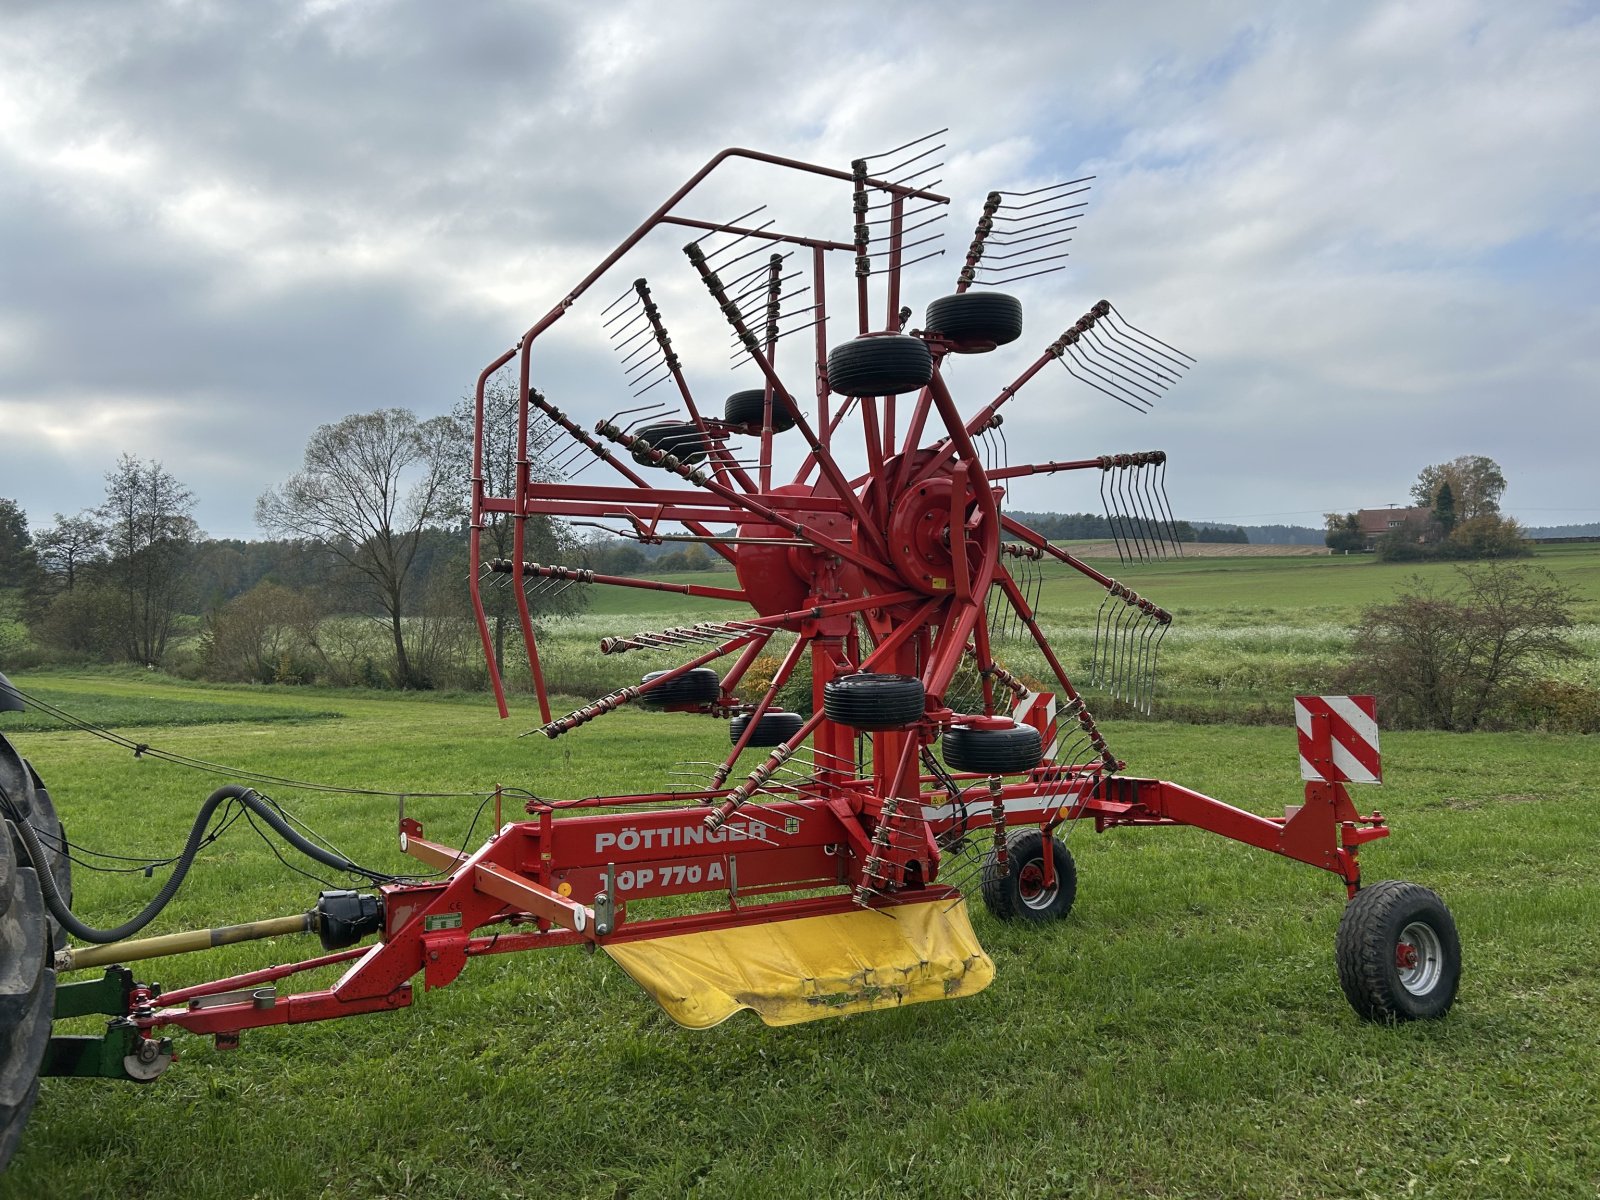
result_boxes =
[604,899,996,1029]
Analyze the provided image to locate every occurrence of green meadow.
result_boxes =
[3,547,1598,1196]
[3,620,1598,1196]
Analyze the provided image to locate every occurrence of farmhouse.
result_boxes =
[1355,506,1431,550]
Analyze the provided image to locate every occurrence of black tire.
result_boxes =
[822,673,925,730]
[1336,880,1461,1022]
[980,828,1076,923]
[924,292,1023,352]
[942,723,1043,774]
[629,422,707,467]
[638,668,721,709]
[826,335,933,398]
[0,811,55,1171]
[1,743,70,952]
[724,389,796,433]
[730,711,804,748]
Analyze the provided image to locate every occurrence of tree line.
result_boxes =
[0,385,584,689]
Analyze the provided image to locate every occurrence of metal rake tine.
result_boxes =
[875,138,946,179]
[1084,327,1180,389]
[1155,456,1183,557]
[701,218,777,265]
[996,176,1094,203]
[977,250,1076,277]
[1090,324,1184,386]
[973,264,1067,287]
[859,127,948,162]
[1061,355,1150,415]
[1105,304,1195,367]
[600,285,641,319]
[1124,467,1154,561]
[1072,341,1163,406]
[624,348,667,385]
[1128,465,1163,560]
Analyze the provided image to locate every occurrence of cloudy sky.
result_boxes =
[2,0,1596,541]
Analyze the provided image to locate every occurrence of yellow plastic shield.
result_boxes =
[603,898,995,1028]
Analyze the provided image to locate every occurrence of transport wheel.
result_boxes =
[0,810,56,1170]
[1336,880,1461,1022]
[639,668,721,709]
[825,334,934,398]
[730,710,804,748]
[941,723,1043,774]
[822,673,926,730]
[629,422,707,467]
[923,291,1023,352]
[980,828,1076,923]
[724,389,796,433]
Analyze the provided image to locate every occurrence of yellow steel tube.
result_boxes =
[57,913,314,972]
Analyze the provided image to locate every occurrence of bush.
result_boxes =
[1337,563,1578,730]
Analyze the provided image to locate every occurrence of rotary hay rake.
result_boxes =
[0,135,1462,1168]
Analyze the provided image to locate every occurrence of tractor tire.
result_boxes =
[822,673,926,730]
[0,810,56,1171]
[1,741,70,952]
[730,711,804,748]
[724,389,796,433]
[1336,880,1461,1022]
[629,422,708,467]
[942,723,1043,774]
[826,334,933,398]
[980,828,1076,923]
[638,668,721,709]
[924,291,1023,352]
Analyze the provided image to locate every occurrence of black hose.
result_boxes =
[4,784,388,945]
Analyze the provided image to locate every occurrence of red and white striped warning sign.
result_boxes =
[1295,695,1381,784]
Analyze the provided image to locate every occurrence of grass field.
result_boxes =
[2,670,1598,1198]
[547,545,1600,721]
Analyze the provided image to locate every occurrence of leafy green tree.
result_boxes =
[1324,512,1364,553]
[1411,455,1506,522]
[0,499,41,591]
[1432,479,1456,536]
[33,512,104,593]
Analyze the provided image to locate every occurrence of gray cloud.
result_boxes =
[1,0,1596,542]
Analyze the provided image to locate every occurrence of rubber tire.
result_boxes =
[980,828,1076,923]
[822,673,925,730]
[924,292,1023,352]
[0,741,70,952]
[826,335,934,398]
[630,422,707,467]
[1336,880,1461,1022]
[724,389,796,433]
[942,724,1043,774]
[638,668,721,709]
[0,813,55,1171]
[730,711,804,748]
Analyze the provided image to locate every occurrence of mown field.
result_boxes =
[2,664,1598,1198]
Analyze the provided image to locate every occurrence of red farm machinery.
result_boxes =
[0,135,1461,1168]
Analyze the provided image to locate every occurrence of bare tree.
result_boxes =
[256,408,459,688]
[452,378,581,671]
[98,456,198,664]
[1339,563,1577,730]
[33,511,105,592]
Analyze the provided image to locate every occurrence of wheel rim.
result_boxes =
[1016,858,1057,911]
[1395,921,1444,996]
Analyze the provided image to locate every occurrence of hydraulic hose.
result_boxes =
[4,783,388,944]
